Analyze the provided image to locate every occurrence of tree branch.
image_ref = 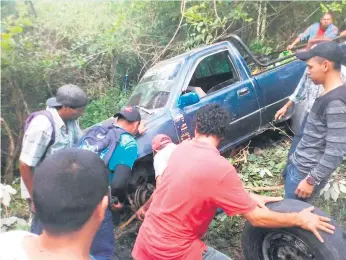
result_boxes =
[150,0,186,66]
[213,0,220,20]
[1,117,16,183]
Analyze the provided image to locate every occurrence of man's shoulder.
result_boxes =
[309,23,319,28]
[27,114,52,130]
[326,99,346,110]
[0,231,36,260]
[312,86,346,114]
[119,133,137,148]
[155,143,176,160]
[0,230,33,238]
[161,143,176,153]
[330,23,338,29]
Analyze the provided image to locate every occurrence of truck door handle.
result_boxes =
[237,87,249,97]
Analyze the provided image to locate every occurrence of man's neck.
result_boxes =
[28,231,92,260]
[194,133,220,148]
[322,71,343,94]
[115,119,132,133]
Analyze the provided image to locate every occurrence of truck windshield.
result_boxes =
[127,61,182,109]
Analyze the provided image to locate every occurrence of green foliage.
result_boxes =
[184,1,253,49]
[249,39,273,55]
[320,1,346,28]
[231,142,288,188]
[2,1,346,183]
[319,162,346,202]
[79,88,129,129]
[320,1,346,14]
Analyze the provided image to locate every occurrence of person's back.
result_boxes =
[133,104,336,260]
[0,149,109,260]
[133,139,255,259]
[88,106,146,260]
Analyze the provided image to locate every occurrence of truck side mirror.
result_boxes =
[177,92,200,108]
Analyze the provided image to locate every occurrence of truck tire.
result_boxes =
[242,199,346,260]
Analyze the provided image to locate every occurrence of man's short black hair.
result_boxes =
[194,104,230,139]
[33,148,109,235]
[314,56,342,71]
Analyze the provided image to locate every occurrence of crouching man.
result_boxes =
[136,134,176,220]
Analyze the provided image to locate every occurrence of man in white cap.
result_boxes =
[19,84,88,235]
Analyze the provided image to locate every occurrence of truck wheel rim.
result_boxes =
[262,231,315,260]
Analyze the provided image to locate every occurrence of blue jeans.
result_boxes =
[282,114,308,179]
[90,208,115,260]
[203,247,231,260]
[284,161,327,203]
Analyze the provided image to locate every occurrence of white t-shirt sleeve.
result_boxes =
[153,152,167,178]
[0,230,37,260]
[153,143,176,179]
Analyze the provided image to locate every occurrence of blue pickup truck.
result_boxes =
[116,35,306,202]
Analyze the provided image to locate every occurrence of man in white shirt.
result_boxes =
[136,134,176,220]
[0,149,109,260]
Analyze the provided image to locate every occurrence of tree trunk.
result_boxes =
[1,118,16,183]
[110,52,118,88]
[256,0,262,39]
[260,0,267,41]
[11,80,31,116]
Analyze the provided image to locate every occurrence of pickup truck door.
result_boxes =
[253,61,306,126]
[170,48,261,151]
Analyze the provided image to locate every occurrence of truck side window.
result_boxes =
[188,51,239,96]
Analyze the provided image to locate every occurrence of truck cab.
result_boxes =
[122,39,308,207]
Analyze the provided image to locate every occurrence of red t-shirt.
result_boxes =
[132,139,256,260]
[316,25,326,38]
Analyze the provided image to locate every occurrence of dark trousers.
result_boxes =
[90,208,115,260]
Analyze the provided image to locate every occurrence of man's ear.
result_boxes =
[322,60,330,72]
[96,196,109,220]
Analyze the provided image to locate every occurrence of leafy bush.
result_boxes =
[231,141,288,188]
[319,162,346,202]
[79,87,129,129]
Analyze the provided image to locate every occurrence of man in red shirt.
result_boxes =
[132,104,335,260]
[287,12,338,50]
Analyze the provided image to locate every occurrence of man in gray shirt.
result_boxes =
[284,41,346,201]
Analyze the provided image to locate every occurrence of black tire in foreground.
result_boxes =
[242,199,346,260]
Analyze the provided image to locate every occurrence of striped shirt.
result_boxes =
[20,107,82,167]
[20,107,82,198]
[291,85,346,183]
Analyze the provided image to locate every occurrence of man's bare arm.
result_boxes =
[242,206,334,243]
[287,38,301,50]
[274,100,294,121]
[19,161,34,198]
